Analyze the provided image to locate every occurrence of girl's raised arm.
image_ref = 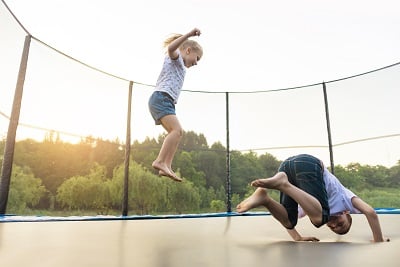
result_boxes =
[167,28,201,59]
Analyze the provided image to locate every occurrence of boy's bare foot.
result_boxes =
[236,188,269,213]
[250,172,288,189]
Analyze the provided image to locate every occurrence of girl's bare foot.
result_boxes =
[158,170,182,182]
[152,161,182,182]
[250,172,288,189]
[236,188,269,213]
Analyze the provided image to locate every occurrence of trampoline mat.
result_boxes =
[0,214,398,267]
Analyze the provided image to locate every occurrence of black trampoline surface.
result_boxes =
[0,213,398,267]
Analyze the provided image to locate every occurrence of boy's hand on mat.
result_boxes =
[371,236,390,242]
[288,228,319,242]
[298,236,320,242]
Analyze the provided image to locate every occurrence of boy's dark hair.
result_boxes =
[336,214,353,235]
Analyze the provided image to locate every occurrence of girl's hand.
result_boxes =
[189,28,201,37]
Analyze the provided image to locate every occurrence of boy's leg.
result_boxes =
[152,114,183,182]
[251,172,323,226]
[236,187,293,228]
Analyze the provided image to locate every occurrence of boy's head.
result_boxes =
[326,212,352,235]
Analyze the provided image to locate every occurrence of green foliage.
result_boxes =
[109,161,166,214]
[356,188,400,208]
[175,151,206,188]
[179,131,208,151]
[1,131,400,215]
[258,153,281,177]
[389,162,400,187]
[108,161,201,214]
[333,164,366,190]
[359,164,390,188]
[7,165,47,213]
[229,193,242,210]
[56,164,110,211]
[165,179,201,213]
[230,151,265,195]
[210,200,225,212]
[191,149,226,189]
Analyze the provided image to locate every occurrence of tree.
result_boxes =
[7,165,47,213]
[191,143,226,190]
[258,153,281,176]
[389,161,400,187]
[109,161,202,214]
[210,200,224,212]
[110,161,167,214]
[3,130,399,215]
[56,164,110,211]
[14,138,92,195]
[333,165,365,190]
[359,164,390,188]
[230,151,264,196]
[91,138,125,178]
[175,151,206,188]
[165,179,201,213]
[179,131,208,151]
[130,137,160,173]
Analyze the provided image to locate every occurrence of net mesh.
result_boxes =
[1,2,399,215]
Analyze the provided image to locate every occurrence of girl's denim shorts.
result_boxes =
[148,91,176,125]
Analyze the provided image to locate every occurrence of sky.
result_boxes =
[1,0,400,167]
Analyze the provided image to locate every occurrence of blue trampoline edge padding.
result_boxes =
[0,208,399,223]
[0,211,270,223]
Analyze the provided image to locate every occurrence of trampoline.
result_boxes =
[0,211,398,267]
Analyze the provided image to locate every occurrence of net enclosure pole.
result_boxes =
[122,81,133,216]
[225,92,232,212]
[0,35,31,214]
[322,82,335,174]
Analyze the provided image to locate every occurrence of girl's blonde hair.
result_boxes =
[163,33,203,54]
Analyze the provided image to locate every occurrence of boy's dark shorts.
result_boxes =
[278,154,330,229]
[148,91,176,125]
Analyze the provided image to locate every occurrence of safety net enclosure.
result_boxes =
[1,0,399,217]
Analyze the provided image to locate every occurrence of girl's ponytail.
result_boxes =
[163,34,183,48]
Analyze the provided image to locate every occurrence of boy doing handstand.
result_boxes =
[237,154,389,242]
